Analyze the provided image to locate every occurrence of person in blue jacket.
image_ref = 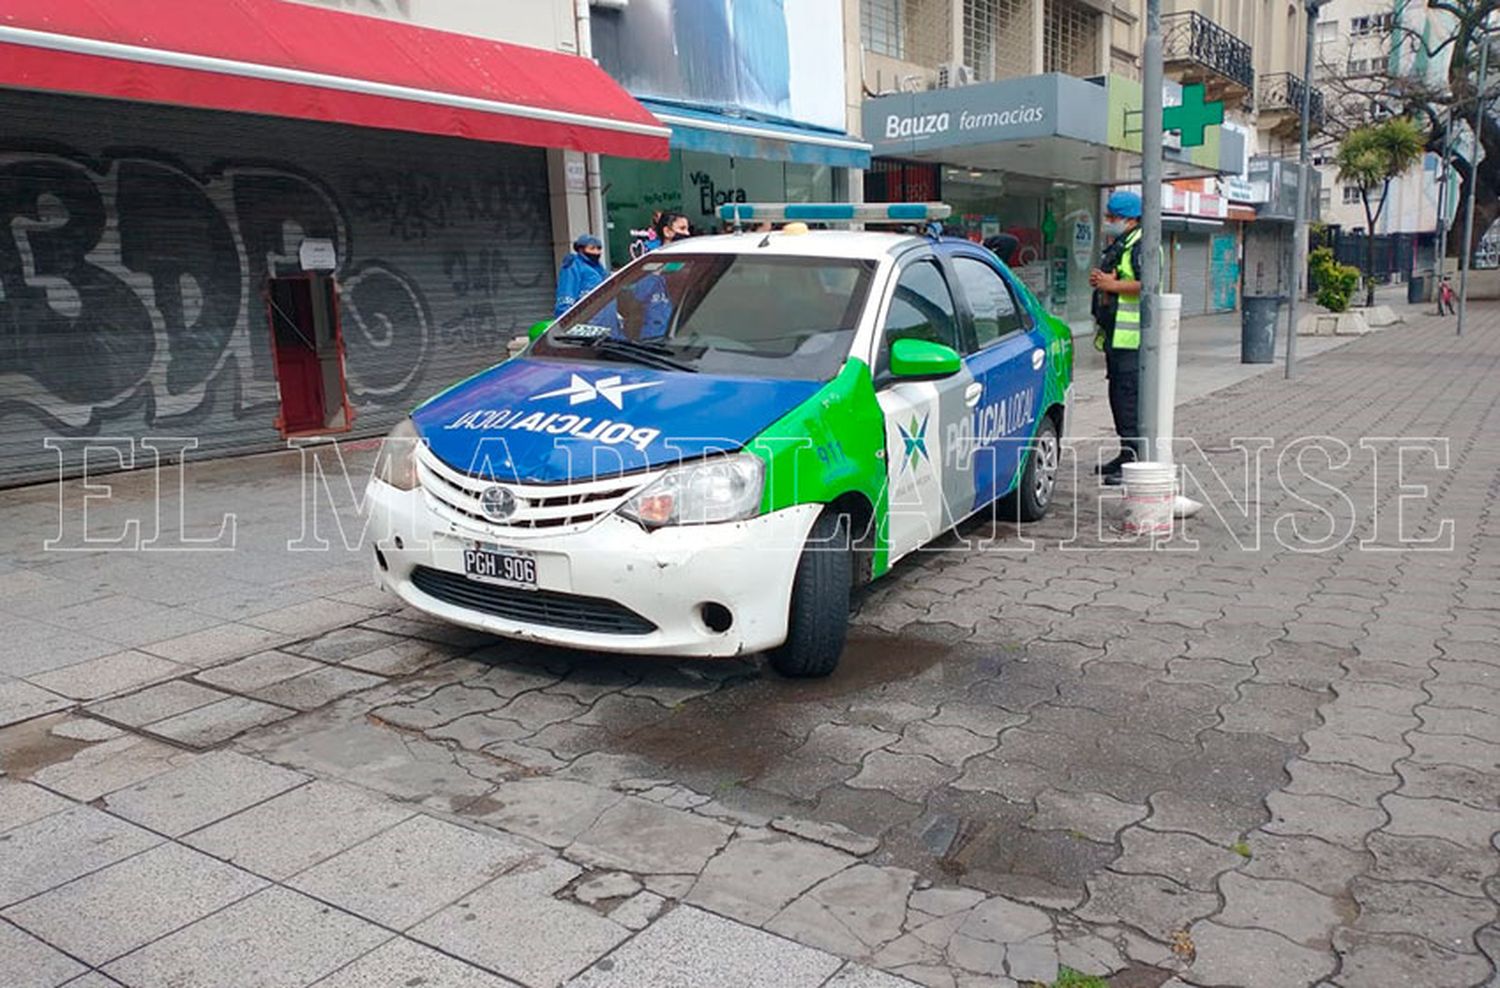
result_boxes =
[553,234,607,316]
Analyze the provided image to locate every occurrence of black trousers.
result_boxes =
[1105,346,1141,456]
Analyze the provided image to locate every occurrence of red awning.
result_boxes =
[0,0,670,160]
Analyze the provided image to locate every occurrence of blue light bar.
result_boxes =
[717,202,953,224]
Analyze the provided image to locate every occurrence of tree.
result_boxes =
[1314,0,1500,259]
[1335,118,1427,304]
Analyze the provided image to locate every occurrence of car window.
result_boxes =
[880,260,959,367]
[953,255,1027,347]
[534,253,876,382]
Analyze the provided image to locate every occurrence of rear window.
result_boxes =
[535,253,876,381]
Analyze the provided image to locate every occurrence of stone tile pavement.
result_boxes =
[0,299,1496,987]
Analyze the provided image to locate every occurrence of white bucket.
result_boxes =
[1121,461,1176,535]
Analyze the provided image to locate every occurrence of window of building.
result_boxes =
[1043,0,1101,76]
[862,0,905,58]
[1347,57,1374,75]
[1343,185,1362,204]
[1350,13,1393,36]
[1315,19,1338,42]
[965,0,1034,82]
[1320,188,1332,210]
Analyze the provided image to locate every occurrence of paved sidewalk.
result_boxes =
[1,296,1495,988]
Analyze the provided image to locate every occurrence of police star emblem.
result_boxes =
[898,414,929,472]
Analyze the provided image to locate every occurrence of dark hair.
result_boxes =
[654,211,687,240]
[983,233,1021,266]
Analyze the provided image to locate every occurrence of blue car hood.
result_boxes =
[411,357,822,483]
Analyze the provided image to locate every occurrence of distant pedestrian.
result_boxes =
[1438,274,1456,315]
[642,211,690,253]
[983,233,1021,267]
[554,234,607,317]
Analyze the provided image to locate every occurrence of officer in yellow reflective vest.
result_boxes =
[1088,190,1144,485]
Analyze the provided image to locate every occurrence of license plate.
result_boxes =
[462,546,536,588]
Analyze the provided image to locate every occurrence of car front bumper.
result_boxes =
[366,480,821,657]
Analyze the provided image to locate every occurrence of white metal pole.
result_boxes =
[1139,0,1165,461]
[1458,26,1490,337]
[1285,0,1319,379]
[1434,104,1455,314]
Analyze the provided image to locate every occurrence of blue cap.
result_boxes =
[1106,190,1142,219]
[573,234,603,250]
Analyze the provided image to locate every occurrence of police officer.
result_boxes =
[1088,190,1145,485]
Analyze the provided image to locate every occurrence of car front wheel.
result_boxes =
[767,510,851,678]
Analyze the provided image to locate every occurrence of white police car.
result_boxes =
[366,204,1072,676]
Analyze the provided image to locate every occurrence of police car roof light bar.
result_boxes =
[718,202,952,227]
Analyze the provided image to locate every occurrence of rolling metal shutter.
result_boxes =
[1172,231,1211,317]
[0,90,553,486]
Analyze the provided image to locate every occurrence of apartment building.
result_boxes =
[1310,0,1448,238]
[851,0,1271,322]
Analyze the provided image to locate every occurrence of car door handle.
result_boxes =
[964,383,983,407]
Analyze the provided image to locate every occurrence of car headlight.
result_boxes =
[618,454,764,528]
[374,418,421,491]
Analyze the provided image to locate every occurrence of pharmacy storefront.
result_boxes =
[865,74,1245,330]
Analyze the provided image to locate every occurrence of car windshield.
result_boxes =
[534,252,877,381]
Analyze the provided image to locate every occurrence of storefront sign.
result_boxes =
[864,75,1094,157]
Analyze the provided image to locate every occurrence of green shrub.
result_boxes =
[1308,248,1359,313]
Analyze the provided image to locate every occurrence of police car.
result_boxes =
[366,203,1073,677]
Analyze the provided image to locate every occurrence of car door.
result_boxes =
[874,255,976,564]
[946,249,1050,508]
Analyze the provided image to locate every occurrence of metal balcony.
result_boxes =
[1259,72,1326,133]
[1163,12,1255,101]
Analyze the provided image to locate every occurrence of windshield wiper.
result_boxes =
[565,335,698,373]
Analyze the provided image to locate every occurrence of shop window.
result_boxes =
[862,0,905,58]
[265,274,352,437]
[953,256,1027,348]
[880,261,959,374]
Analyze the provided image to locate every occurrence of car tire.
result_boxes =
[767,511,852,679]
[999,414,1060,523]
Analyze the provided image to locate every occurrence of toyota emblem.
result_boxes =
[477,485,518,522]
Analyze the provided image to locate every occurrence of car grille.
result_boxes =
[416,446,651,532]
[410,566,658,636]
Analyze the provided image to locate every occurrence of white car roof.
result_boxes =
[647,230,925,261]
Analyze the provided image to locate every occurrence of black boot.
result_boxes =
[1094,448,1136,476]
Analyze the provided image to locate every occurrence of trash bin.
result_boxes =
[1407,274,1426,304]
[1241,295,1281,364]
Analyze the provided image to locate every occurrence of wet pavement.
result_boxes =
[1,300,1497,988]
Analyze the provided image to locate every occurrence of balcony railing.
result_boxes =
[1163,12,1255,92]
[1259,73,1326,128]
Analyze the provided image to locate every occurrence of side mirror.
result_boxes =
[528,319,552,341]
[889,337,961,379]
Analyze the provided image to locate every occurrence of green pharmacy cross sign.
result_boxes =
[1162,84,1225,147]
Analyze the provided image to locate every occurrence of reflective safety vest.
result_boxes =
[1112,227,1143,351]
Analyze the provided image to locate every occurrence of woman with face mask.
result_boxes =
[1088,190,1145,485]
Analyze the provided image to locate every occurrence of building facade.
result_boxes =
[0,0,668,485]
[589,0,870,260]
[850,0,1251,327]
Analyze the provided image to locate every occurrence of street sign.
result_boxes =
[1162,84,1224,147]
